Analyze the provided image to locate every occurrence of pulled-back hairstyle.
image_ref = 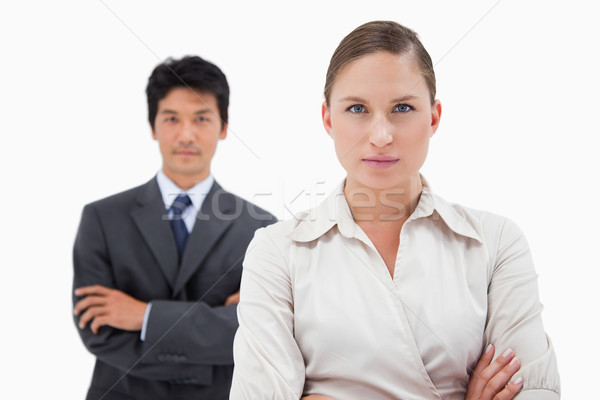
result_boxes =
[146,55,229,130]
[324,21,436,105]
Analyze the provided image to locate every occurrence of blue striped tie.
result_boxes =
[170,194,192,261]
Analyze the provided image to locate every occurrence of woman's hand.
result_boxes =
[301,345,522,400]
[466,344,523,400]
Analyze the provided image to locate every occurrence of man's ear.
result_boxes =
[219,123,228,140]
[430,100,442,137]
[322,101,333,138]
[151,124,157,140]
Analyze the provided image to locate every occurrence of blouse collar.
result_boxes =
[288,175,482,244]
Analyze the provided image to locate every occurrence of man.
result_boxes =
[72,56,275,400]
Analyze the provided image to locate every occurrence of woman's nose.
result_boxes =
[368,117,393,148]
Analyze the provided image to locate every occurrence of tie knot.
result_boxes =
[171,194,192,216]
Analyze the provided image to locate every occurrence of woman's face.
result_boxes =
[323,51,441,191]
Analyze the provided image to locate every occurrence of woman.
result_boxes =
[230,21,560,400]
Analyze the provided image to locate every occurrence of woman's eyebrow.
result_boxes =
[338,95,421,103]
[339,96,367,103]
[390,95,419,103]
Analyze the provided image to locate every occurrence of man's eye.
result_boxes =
[197,116,206,122]
[165,116,178,123]
[394,104,413,113]
[347,105,366,113]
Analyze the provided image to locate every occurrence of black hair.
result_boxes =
[146,55,229,129]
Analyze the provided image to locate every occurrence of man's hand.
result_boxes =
[74,285,147,334]
[224,291,240,306]
[466,344,523,400]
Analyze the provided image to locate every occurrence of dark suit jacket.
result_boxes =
[73,177,276,400]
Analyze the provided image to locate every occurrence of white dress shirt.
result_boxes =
[231,178,560,400]
[141,170,214,340]
[156,169,214,233]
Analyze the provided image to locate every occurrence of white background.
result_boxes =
[1,0,597,398]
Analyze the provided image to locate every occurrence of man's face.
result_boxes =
[152,87,227,188]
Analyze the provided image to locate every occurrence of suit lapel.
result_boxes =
[173,181,235,296]
[131,178,179,289]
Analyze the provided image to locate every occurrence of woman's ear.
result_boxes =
[430,100,442,137]
[322,101,333,138]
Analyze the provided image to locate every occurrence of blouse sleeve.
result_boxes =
[230,226,306,400]
[484,217,560,399]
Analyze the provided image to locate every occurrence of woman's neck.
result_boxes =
[344,175,423,225]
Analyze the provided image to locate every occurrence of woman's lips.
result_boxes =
[362,156,399,169]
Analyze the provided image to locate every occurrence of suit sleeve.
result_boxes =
[139,213,278,367]
[140,300,238,366]
[483,218,560,399]
[73,204,217,383]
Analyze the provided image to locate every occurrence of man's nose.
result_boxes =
[178,121,195,143]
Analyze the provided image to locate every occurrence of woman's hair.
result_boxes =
[324,21,436,105]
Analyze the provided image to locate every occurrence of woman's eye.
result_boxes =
[394,104,413,113]
[347,105,366,113]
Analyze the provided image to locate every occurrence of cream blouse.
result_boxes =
[230,179,560,400]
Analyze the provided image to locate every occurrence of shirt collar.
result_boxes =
[412,176,483,243]
[287,181,352,242]
[156,169,214,211]
[288,176,482,243]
